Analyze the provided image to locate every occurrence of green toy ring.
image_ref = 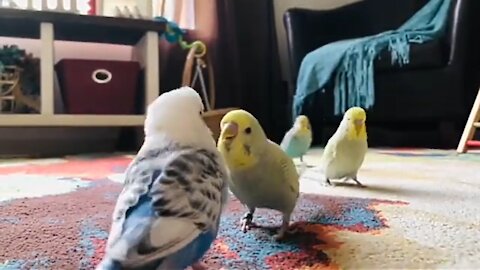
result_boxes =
[179,39,207,57]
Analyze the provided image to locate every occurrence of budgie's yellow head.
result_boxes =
[343,107,367,140]
[294,115,311,133]
[217,109,267,170]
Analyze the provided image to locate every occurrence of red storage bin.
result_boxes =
[55,59,141,114]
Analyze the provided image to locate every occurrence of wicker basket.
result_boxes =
[203,107,236,141]
[0,65,40,113]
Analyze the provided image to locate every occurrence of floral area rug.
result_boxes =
[0,148,479,269]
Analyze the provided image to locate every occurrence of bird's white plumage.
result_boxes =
[142,86,217,154]
[98,86,229,270]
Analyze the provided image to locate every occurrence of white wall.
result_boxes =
[274,0,361,80]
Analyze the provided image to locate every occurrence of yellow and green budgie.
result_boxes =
[217,109,300,240]
[280,115,313,164]
[320,107,368,187]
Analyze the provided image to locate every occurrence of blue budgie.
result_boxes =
[96,87,229,270]
[280,115,313,165]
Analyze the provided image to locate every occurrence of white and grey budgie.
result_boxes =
[319,107,368,187]
[96,87,229,270]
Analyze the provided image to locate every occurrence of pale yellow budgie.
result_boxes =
[217,109,300,240]
[319,107,368,187]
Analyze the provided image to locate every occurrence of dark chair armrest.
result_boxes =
[282,0,452,86]
[283,1,387,87]
[447,0,478,66]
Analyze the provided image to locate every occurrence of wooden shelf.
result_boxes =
[0,114,145,127]
[0,8,166,45]
[0,8,163,128]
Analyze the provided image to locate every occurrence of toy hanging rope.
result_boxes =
[182,45,215,110]
[154,16,214,110]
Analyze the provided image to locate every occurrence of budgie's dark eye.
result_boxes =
[245,127,252,134]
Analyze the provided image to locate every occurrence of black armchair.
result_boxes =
[283,0,480,147]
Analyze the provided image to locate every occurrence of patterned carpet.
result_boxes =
[0,148,479,269]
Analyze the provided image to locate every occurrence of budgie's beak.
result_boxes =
[354,119,365,135]
[221,122,239,140]
[301,122,310,130]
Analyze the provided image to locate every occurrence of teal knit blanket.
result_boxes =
[292,0,452,119]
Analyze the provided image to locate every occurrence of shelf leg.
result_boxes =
[40,22,55,115]
[133,31,160,112]
[457,87,480,153]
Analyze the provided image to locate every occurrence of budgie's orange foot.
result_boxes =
[286,226,300,235]
[240,220,258,232]
[274,225,291,241]
[352,177,365,187]
[191,262,208,270]
[240,212,254,232]
[274,232,286,241]
[323,178,333,187]
[274,215,292,241]
[274,225,288,241]
[240,219,255,232]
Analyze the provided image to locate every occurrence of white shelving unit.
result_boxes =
[0,8,163,127]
